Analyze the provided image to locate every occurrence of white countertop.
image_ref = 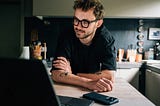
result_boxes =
[141,60,160,74]
[141,60,160,64]
[54,77,155,106]
[117,62,142,68]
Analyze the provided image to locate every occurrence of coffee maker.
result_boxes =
[154,42,160,60]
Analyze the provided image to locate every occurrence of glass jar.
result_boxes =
[148,48,154,60]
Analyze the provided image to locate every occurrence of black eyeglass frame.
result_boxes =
[73,16,98,28]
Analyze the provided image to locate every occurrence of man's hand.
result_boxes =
[86,78,113,92]
[53,57,72,74]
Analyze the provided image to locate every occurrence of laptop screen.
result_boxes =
[0,58,61,106]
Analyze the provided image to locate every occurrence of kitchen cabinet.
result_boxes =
[33,0,74,17]
[33,0,160,18]
[145,68,160,106]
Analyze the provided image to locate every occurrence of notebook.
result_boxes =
[0,58,94,106]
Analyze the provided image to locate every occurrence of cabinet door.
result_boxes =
[33,0,74,16]
[145,69,160,106]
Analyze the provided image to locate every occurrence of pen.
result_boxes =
[99,62,102,71]
[96,62,102,75]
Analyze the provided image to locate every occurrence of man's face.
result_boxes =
[73,8,98,40]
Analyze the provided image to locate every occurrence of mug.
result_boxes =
[20,46,30,59]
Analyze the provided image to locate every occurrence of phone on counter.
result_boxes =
[83,92,119,105]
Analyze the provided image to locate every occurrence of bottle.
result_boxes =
[148,48,154,60]
[154,42,160,59]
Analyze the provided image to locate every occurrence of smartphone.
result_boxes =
[83,92,119,105]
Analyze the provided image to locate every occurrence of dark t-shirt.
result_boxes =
[53,25,117,74]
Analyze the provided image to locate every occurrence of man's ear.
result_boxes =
[96,19,103,28]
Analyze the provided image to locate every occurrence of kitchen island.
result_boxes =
[54,77,155,106]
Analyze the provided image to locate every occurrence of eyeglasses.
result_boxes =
[73,16,97,28]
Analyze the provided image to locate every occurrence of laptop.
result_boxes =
[0,58,94,106]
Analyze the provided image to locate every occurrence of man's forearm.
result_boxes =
[51,70,92,88]
[77,70,115,82]
[51,70,114,92]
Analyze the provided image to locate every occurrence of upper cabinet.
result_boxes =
[33,0,74,17]
[33,0,160,18]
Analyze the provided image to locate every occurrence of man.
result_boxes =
[51,0,116,92]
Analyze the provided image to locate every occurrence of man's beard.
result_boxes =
[74,28,95,39]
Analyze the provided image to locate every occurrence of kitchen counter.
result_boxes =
[141,60,160,74]
[54,77,155,106]
[147,64,160,74]
[116,62,141,90]
[117,62,142,69]
[117,60,160,71]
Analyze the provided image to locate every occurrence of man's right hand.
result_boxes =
[53,56,72,74]
[86,78,113,92]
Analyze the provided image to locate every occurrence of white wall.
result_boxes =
[102,0,160,18]
[33,0,160,18]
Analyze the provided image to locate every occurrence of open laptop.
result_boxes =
[0,58,94,106]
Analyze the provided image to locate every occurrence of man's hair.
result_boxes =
[73,0,105,20]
